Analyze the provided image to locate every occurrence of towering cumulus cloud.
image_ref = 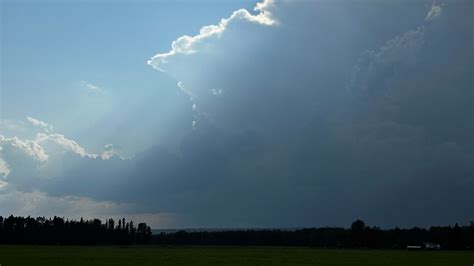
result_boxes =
[142,0,473,227]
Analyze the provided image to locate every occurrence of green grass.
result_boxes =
[0,245,472,266]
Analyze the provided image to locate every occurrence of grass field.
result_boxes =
[0,245,472,266]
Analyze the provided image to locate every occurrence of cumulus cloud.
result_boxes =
[139,0,473,227]
[36,133,96,159]
[0,135,49,162]
[426,4,442,21]
[0,133,105,163]
[0,117,123,179]
[147,0,276,71]
[0,132,97,162]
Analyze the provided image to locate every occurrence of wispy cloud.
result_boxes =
[81,81,104,94]
[426,4,442,21]
[0,180,8,189]
[210,88,223,96]
[0,148,10,178]
[99,144,123,160]
[27,116,53,132]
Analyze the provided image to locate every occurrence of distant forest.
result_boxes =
[0,216,473,249]
[151,220,474,250]
[0,215,152,245]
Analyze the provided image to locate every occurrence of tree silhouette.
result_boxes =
[0,216,472,249]
[0,215,152,245]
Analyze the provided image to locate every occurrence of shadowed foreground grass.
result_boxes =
[0,245,472,266]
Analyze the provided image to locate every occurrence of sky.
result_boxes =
[0,0,473,229]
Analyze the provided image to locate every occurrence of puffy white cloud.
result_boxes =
[35,133,97,159]
[1,132,96,162]
[2,115,123,160]
[27,116,53,132]
[426,4,442,21]
[147,0,276,71]
[0,117,124,179]
[0,132,104,162]
[0,135,49,162]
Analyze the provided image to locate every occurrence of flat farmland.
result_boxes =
[0,245,473,266]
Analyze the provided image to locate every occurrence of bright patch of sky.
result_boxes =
[1,0,256,154]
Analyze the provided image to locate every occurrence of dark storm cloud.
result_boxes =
[3,0,473,228]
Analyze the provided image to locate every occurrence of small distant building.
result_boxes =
[423,243,441,250]
[407,243,441,250]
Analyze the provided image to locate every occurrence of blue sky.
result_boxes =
[2,1,255,153]
[0,0,473,228]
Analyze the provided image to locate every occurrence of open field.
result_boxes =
[0,246,472,266]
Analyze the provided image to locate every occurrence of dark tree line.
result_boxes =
[1,216,472,249]
[0,215,152,245]
[151,220,474,250]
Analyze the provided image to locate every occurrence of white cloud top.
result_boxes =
[0,133,95,162]
[147,0,276,71]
